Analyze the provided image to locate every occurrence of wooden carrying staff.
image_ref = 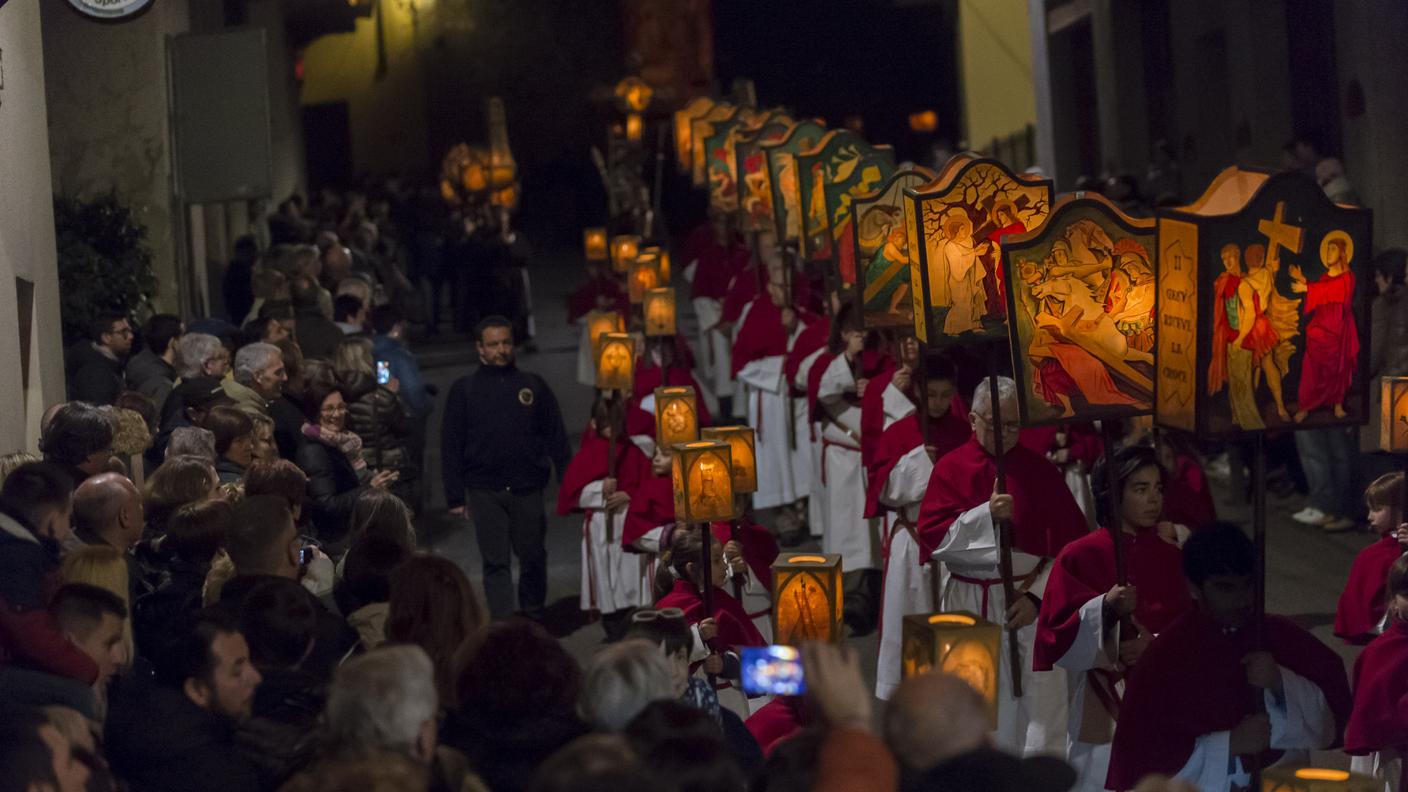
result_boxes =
[603,392,622,542]
[986,362,1024,698]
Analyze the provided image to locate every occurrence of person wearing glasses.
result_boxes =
[66,314,134,406]
[915,375,1088,756]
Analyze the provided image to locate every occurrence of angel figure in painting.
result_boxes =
[930,209,990,335]
[1290,230,1360,421]
[860,207,914,324]
[1208,243,1264,429]
[1236,243,1301,423]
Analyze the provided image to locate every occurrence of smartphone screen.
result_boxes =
[376,360,391,385]
[740,645,806,696]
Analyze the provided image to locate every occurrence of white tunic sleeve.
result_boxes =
[1054,594,1115,673]
[683,259,699,284]
[1267,665,1336,751]
[882,382,916,424]
[881,445,933,508]
[632,525,666,554]
[1174,730,1236,791]
[693,296,722,330]
[933,502,999,567]
[579,480,606,510]
[816,355,854,400]
[737,356,785,393]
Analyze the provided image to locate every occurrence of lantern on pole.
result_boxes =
[640,246,671,282]
[642,288,677,337]
[625,113,644,144]
[771,553,843,645]
[586,311,623,351]
[583,228,608,262]
[654,387,699,449]
[629,256,661,304]
[614,76,654,114]
[900,611,1001,727]
[701,426,757,495]
[671,441,735,524]
[1380,377,1408,453]
[595,333,635,392]
[1261,767,1380,792]
[610,235,640,274]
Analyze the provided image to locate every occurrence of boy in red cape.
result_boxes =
[1035,445,1193,792]
[557,397,654,641]
[870,350,970,700]
[1335,472,1406,645]
[1346,554,1408,789]
[1106,522,1352,791]
[711,493,780,642]
[622,446,681,600]
[631,338,714,433]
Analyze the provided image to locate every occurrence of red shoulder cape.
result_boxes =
[630,362,714,435]
[1033,527,1192,671]
[567,274,628,322]
[783,316,831,388]
[655,577,766,652]
[1345,620,1408,763]
[862,404,971,519]
[721,266,762,325]
[916,436,1088,561]
[1335,534,1403,645]
[694,245,750,302]
[555,424,651,516]
[1106,610,1353,790]
[1017,422,1103,468]
[623,472,674,548]
[731,298,789,377]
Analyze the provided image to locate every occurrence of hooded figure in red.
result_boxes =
[1106,523,1351,791]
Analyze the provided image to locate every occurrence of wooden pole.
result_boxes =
[1248,431,1267,791]
[1101,421,1127,585]
[729,518,744,600]
[604,392,619,543]
[986,353,1023,698]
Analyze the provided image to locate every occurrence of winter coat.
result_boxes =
[125,348,178,415]
[0,510,99,684]
[295,438,363,544]
[340,372,411,474]
[105,680,262,792]
[66,341,125,405]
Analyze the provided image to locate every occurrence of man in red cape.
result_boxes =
[1345,554,1408,788]
[1334,472,1405,645]
[916,375,1088,753]
[1106,523,1351,791]
[1034,445,1192,792]
[868,350,970,699]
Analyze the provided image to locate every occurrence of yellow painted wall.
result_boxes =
[958,0,1036,147]
[299,2,431,174]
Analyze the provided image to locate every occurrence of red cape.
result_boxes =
[693,244,750,302]
[1163,454,1217,532]
[1335,534,1403,645]
[555,424,651,516]
[1345,620,1408,773]
[1106,610,1353,790]
[863,401,971,520]
[916,436,1089,562]
[711,521,779,591]
[623,472,674,549]
[631,361,714,435]
[732,300,817,378]
[1017,422,1103,469]
[567,273,628,323]
[679,223,715,271]
[1033,527,1192,671]
[721,266,762,325]
[783,316,831,392]
[746,697,807,756]
[655,578,766,653]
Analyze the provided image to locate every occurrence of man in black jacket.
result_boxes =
[442,316,570,619]
[66,314,132,406]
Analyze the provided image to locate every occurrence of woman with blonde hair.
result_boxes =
[0,451,41,485]
[62,545,134,668]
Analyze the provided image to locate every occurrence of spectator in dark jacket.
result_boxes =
[371,304,432,418]
[295,380,396,543]
[333,294,366,336]
[134,499,229,660]
[292,275,344,362]
[205,407,257,485]
[105,609,263,792]
[149,376,232,467]
[125,314,183,417]
[0,463,100,716]
[40,402,115,489]
[66,314,133,406]
[333,337,410,476]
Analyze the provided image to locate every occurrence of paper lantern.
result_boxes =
[642,288,677,336]
[583,228,608,262]
[640,246,670,282]
[671,441,735,524]
[1154,166,1372,436]
[614,75,654,113]
[900,611,1001,727]
[1381,376,1408,453]
[586,310,623,350]
[772,553,843,645]
[625,113,644,144]
[701,426,757,495]
[1261,767,1379,792]
[654,387,699,448]
[610,235,640,274]
[629,256,661,304]
[1000,192,1156,425]
[595,333,635,392]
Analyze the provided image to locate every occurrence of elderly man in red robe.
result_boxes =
[916,375,1088,754]
[1034,445,1193,791]
[1106,523,1352,791]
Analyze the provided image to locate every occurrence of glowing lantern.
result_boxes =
[671,441,735,524]
[642,288,677,336]
[610,235,640,274]
[595,332,635,392]
[439,179,457,204]
[626,113,644,144]
[654,386,699,448]
[1261,767,1379,792]
[908,109,938,133]
[628,256,661,303]
[614,76,654,113]
[900,611,1001,726]
[1380,376,1408,452]
[701,426,757,495]
[583,228,608,262]
[586,310,623,350]
[772,553,843,645]
[640,246,670,282]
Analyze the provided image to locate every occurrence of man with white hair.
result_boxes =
[324,645,439,763]
[223,343,287,420]
[176,334,231,381]
[915,376,1088,755]
[579,639,676,732]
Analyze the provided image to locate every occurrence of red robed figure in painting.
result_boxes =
[1292,232,1359,419]
[983,201,1026,320]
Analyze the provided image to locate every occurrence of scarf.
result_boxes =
[301,423,368,473]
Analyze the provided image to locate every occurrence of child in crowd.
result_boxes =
[1335,472,1406,645]
[711,494,780,642]
[1346,553,1408,789]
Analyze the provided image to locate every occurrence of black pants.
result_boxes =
[467,487,548,618]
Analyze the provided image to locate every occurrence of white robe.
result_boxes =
[792,346,828,538]
[876,384,938,700]
[576,322,598,387]
[735,302,804,510]
[1173,666,1338,791]
[1350,751,1402,792]
[932,499,1067,755]
[816,354,880,572]
[1052,594,1122,792]
[577,480,649,614]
